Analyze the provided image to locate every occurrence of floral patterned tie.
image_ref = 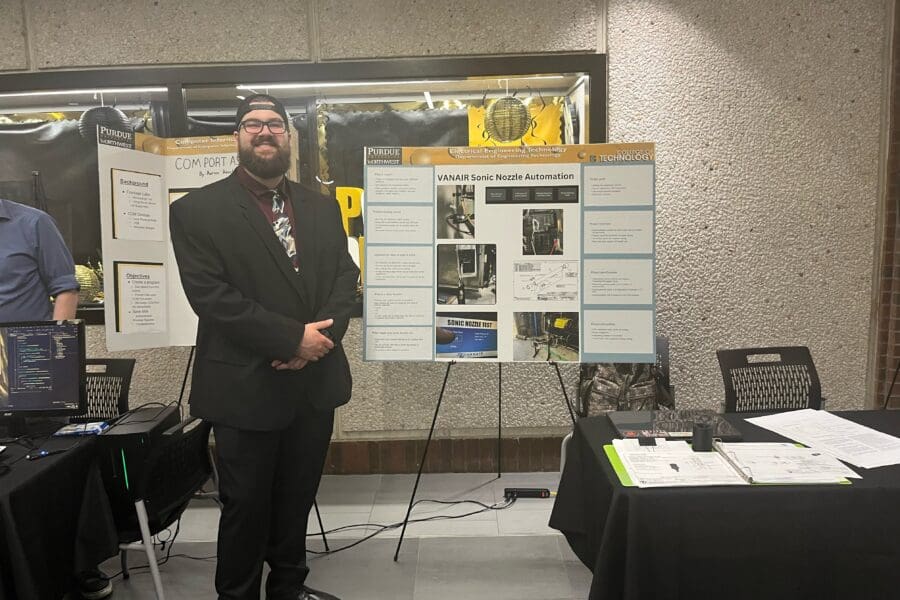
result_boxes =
[270,190,298,272]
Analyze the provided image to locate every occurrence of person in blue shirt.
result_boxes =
[0,198,111,599]
[0,198,78,321]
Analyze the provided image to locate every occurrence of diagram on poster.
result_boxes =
[513,261,579,302]
[363,143,656,363]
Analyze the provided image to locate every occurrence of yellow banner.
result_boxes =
[397,143,655,166]
[135,132,236,155]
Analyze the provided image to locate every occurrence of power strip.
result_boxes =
[504,487,551,499]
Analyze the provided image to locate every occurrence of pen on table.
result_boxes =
[25,449,66,460]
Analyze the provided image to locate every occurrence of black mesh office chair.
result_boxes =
[116,417,212,600]
[70,358,136,423]
[716,346,822,413]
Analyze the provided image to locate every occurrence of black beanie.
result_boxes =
[235,94,290,130]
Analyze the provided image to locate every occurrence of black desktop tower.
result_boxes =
[96,404,181,536]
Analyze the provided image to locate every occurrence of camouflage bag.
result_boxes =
[579,361,674,417]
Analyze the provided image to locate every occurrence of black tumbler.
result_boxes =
[692,421,713,452]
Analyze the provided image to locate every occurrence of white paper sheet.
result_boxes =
[745,409,900,469]
[713,442,859,483]
[611,438,749,488]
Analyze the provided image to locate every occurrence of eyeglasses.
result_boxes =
[239,119,287,134]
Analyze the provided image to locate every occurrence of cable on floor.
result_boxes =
[306,496,518,557]
[103,495,520,575]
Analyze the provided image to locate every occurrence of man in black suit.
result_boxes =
[170,94,358,600]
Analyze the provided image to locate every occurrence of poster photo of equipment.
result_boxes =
[437,184,475,239]
[513,312,579,362]
[435,312,498,359]
[436,244,496,305]
[522,209,563,255]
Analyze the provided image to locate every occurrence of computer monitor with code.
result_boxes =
[0,320,86,435]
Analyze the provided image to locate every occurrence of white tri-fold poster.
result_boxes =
[97,127,238,351]
[363,143,656,363]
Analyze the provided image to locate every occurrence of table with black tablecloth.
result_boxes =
[549,410,900,600]
[0,434,119,600]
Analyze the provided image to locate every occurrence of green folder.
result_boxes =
[603,444,635,487]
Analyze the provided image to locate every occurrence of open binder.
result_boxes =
[605,439,857,488]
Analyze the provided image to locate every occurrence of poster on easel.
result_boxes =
[97,127,238,351]
[363,143,656,364]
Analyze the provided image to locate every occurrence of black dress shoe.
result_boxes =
[297,585,340,600]
[76,568,113,600]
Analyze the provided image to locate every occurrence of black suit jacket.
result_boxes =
[169,172,359,431]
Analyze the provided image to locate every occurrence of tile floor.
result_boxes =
[98,471,593,599]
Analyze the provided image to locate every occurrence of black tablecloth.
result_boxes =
[0,434,119,600]
[549,410,900,600]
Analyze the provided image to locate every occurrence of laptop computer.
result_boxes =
[607,409,743,442]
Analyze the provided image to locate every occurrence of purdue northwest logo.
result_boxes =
[366,147,401,165]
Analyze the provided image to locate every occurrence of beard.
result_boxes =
[238,136,291,179]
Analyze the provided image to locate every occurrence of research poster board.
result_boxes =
[97,127,238,350]
[363,143,656,363]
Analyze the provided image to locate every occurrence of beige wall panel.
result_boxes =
[0,0,28,71]
[317,0,600,59]
[607,0,889,409]
[27,0,311,68]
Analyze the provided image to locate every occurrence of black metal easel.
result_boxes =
[393,360,577,561]
[882,360,900,410]
[178,346,330,550]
